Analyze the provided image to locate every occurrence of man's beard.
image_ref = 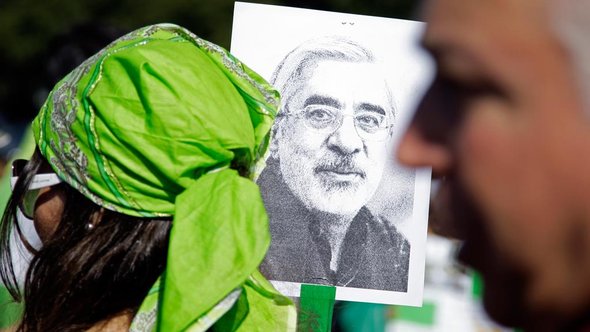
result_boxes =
[313,154,367,191]
[435,175,529,328]
[281,153,372,216]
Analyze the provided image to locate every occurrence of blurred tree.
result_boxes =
[0,0,419,124]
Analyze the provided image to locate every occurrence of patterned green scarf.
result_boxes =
[32,23,295,331]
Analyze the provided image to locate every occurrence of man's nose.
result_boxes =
[397,82,454,176]
[397,124,452,175]
[327,115,363,155]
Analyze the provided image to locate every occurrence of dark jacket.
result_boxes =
[258,159,410,292]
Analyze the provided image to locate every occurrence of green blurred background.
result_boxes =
[0,0,420,129]
[0,2,514,331]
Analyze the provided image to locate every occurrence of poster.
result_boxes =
[231,2,432,306]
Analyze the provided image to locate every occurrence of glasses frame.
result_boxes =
[287,104,393,142]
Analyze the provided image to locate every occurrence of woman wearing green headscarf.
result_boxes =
[0,23,295,331]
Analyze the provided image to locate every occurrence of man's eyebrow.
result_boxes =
[356,102,386,115]
[303,94,342,109]
[420,37,445,65]
[420,37,436,54]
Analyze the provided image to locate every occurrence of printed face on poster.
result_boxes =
[231,2,432,306]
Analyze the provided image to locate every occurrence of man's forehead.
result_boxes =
[306,61,388,95]
[295,60,392,113]
[422,0,550,44]
[424,0,543,20]
[421,0,557,79]
[308,60,382,83]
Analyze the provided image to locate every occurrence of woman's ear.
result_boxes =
[34,184,66,244]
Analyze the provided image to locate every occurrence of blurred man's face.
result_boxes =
[398,0,590,328]
[276,60,392,216]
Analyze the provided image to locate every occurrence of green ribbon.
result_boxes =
[298,284,336,332]
[162,169,273,330]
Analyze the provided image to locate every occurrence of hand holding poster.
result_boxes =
[231,2,432,306]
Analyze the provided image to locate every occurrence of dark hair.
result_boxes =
[0,149,46,298]
[0,150,171,331]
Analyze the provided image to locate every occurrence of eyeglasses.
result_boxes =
[289,105,392,141]
[10,159,63,219]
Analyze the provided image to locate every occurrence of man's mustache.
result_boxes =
[313,155,366,178]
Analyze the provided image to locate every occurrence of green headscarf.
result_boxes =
[32,24,295,331]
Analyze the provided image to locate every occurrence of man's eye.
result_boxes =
[355,113,383,130]
[304,106,336,125]
[439,72,505,102]
[309,110,331,120]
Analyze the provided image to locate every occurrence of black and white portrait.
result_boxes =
[257,36,411,292]
[232,2,432,306]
